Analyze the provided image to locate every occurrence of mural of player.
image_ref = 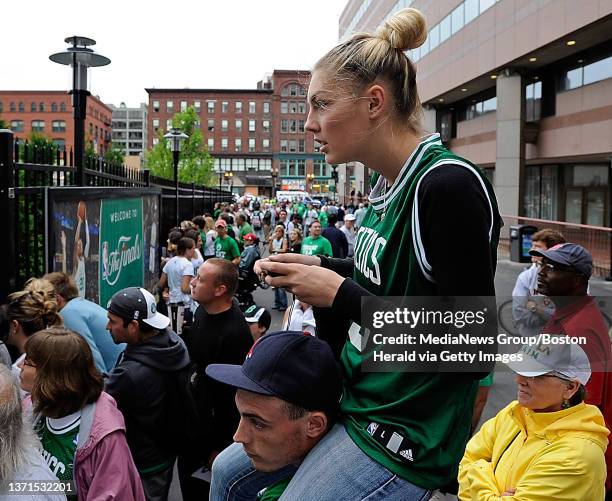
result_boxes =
[60,201,90,298]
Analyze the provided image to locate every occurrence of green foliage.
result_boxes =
[104,144,125,165]
[28,131,55,149]
[0,117,7,129]
[145,106,215,185]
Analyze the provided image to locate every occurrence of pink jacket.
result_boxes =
[73,392,145,500]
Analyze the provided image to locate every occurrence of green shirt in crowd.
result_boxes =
[256,476,292,501]
[318,211,328,228]
[301,235,332,257]
[215,235,240,261]
[238,222,254,245]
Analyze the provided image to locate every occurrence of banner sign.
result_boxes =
[48,188,160,305]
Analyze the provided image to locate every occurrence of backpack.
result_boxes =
[160,364,202,457]
[252,211,262,230]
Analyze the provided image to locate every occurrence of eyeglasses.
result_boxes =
[541,262,579,274]
[526,371,573,383]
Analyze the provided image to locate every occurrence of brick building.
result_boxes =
[0,90,112,154]
[146,70,335,197]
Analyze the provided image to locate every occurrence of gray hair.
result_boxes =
[0,365,39,483]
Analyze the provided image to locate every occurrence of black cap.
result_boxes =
[107,287,170,330]
[244,305,272,330]
[206,331,342,413]
[530,242,592,278]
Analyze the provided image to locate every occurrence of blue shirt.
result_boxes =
[61,298,125,374]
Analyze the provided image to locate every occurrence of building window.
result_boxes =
[221,119,228,132]
[479,0,496,13]
[525,81,542,122]
[560,55,612,91]
[194,100,201,112]
[221,138,228,152]
[289,101,298,113]
[465,0,479,24]
[51,102,58,112]
[10,120,24,132]
[281,120,289,133]
[248,120,256,132]
[263,101,270,114]
[249,101,256,114]
[9,102,16,112]
[281,83,306,97]
[30,102,36,112]
[235,119,242,132]
[52,139,66,149]
[31,120,45,132]
[280,159,306,176]
[439,14,451,44]
[222,101,229,113]
[248,138,256,152]
[298,139,305,152]
[39,102,45,112]
[167,101,174,113]
[207,138,214,150]
[153,118,160,129]
[281,101,288,114]
[281,140,288,152]
[289,139,297,152]
[0,102,3,113]
[262,138,270,150]
[298,102,306,113]
[153,100,160,112]
[262,120,270,132]
[235,138,242,152]
[207,119,214,131]
[153,138,159,146]
[180,101,187,112]
[52,120,66,132]
[451,3,464,35]
[60,102,67,112]
[460,96,497,121]
[207,101,215,114]
[235,101,242,113]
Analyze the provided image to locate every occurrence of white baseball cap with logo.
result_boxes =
[506,339,591,385]
[107,287,170,330]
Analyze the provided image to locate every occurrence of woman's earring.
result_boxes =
[561,398,570,409]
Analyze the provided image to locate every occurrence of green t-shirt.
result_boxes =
[256,476,292,501]
[297,204,307,218]
[341,133,500,490]
[215,235,240,261]
[301,236,332,257]
[238,222,254,243]
[318,211,328,228]
[37,412,80,499]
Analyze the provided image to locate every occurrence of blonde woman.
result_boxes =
[218,7,501,500]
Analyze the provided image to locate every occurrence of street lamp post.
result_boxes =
[271,168,278,198]
[164,128,189,225]
[224,171,233,193]
[50,36,110,186]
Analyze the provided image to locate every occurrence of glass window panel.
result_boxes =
[420,36,429,57]
[429,24,440,50]
[451,4,464,34]
[562,67,583,90]
[439,15,451,43]
[572,165,608,186]
[583,56,612,86]
[465,0,479,23]
[586,191,605,226]
[479,0,495,13]
[565,190,582,224]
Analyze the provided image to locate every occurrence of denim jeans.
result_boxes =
[273,287,287,309]
[210,423,431,501]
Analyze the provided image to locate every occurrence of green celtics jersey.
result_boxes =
[318,211,328,228]
[37,412,80,487]
[215,235,240,261]
[340,133,500,489]
[301,236,332,257]
[238,222,254,243]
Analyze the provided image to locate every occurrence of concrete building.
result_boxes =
[0,90,112,154]
[108,102,148,167]
[146,70,336,198]
[339,0,612,226]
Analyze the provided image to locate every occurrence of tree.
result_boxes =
[146,106,215,185]
[104,144,125,165]
[0,117,7,129]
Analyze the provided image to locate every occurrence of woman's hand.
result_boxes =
[258,260,343,307]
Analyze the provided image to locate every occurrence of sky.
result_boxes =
[2,0,348,107]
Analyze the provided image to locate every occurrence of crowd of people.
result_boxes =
[1,6,611,501]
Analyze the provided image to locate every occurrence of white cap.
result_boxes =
[506,340,591,385]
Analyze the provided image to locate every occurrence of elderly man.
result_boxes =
[207,331,342,500]
[0,365,65,500]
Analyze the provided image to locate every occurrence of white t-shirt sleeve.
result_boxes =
[182,259,194,277]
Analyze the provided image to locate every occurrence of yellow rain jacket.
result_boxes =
[458,401,609,500]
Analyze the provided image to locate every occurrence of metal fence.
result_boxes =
[0,130,232,300]
[500,215,612,277]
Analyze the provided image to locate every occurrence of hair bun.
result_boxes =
[375,8,427,51]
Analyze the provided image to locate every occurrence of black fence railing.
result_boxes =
[0,130,232,300]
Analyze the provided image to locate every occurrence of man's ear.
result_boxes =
[365,84,386,119]
[305,411,328,439]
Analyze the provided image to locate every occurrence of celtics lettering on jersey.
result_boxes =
[37,411,81,483]
[353,227,387,287]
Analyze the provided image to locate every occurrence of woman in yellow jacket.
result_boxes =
[459,342,609,500]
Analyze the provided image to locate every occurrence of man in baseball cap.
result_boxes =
[530,242,593,281]
[105,287,191,498]
[243,305,271,341]
[207,331,342,497]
